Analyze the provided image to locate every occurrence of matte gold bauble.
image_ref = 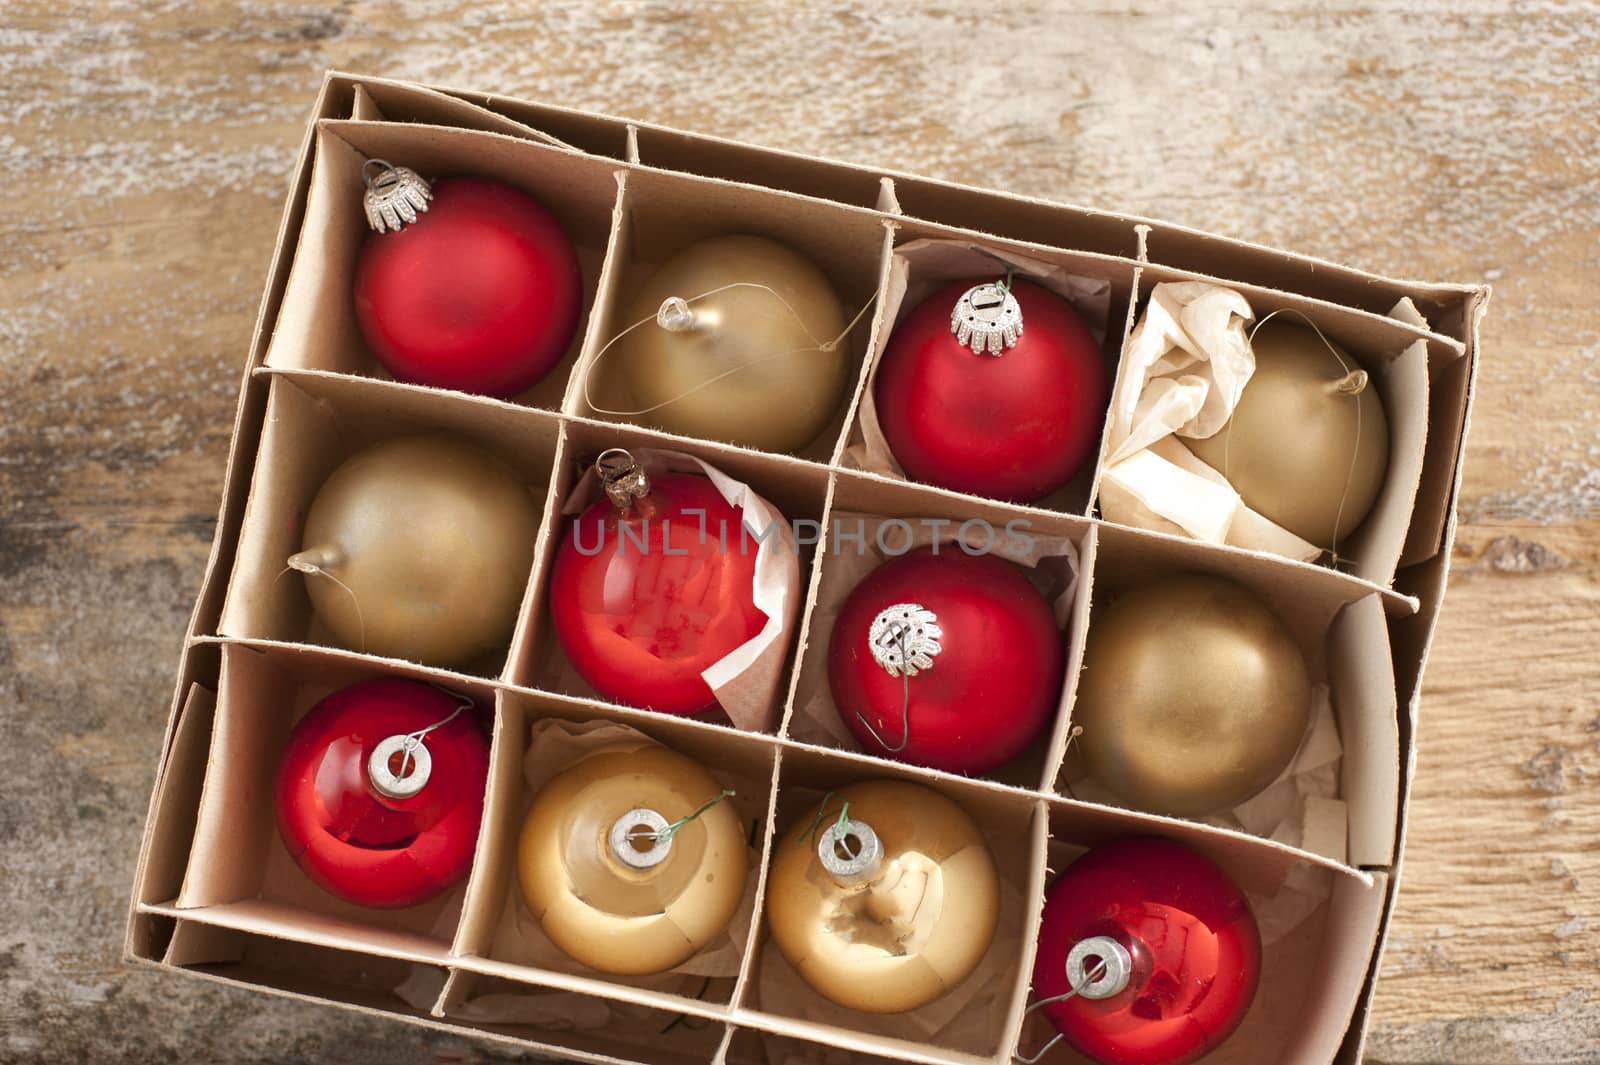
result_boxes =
[290,433,540,668]
[1073,575,1312,819]
[516,743,748,976]
[1186,319,1389,549]
[766,780,999,1013]
[614,234,849,453]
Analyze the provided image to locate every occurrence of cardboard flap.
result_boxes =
[1328,596,1400,868]
[1345,338,1430,585]
[356,78,580,151]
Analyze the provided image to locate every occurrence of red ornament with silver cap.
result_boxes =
[548,449,778,717]
[1023,837,1262,1065]
[352,160,582,397]
[874,276,1107,503]
[275,678,490,909]
[827,546,1063,775]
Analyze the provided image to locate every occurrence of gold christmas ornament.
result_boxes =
[766,780,999,1013]
[516,743,748,976]
[1072,574,1312,819]
[613,234,850,453]
[1185,318,1389,549]
[290,433,540,668]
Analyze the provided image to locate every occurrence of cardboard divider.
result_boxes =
[502,422,578,686]
[1056,523,1402,870]
[348,78,585,150]
[510,415,830,730]
[1012,806,1388,1065]
[1400,315,1479,568]
[722,1025,914,1065]
[133,682,217,909]
[216,369,560,676]
[739,745,1044,1061]
[264,118,627,411]
[1096,262,1457,587]
[167,640,499,958]
[781,471,1094,793]
[161,917,242,968]
[568,164,892,464]
[841,236,1136,517]
[631,123,892,210]
[889,177,1141,262]
[438,966,727,1065]
[349,83,383,121]
[1140,223,1474,327]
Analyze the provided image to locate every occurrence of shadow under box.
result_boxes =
[449,691,779,1018]
[740,747,1047,1063]
[216,370,559,679]
[1056,522,1402,871]
[784,471,1096,794]
[511,419,831,733]
[1015,801,1388,1065]
[262,119,625,411]
[568,164,893,465]
[154,642,500,965]
[840,235,1137,517]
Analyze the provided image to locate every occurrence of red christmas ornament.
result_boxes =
[353,163,582,397]
[275,678,490,909]
[549,452,768,716]
[1030,837,1261,1065]
[875,277,1107,503]
[827,546,1063,774]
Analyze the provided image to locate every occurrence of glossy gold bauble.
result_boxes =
[766,780,999,1013]
[1073,575,1312,819]
[1186,319,1389,549]
[290,433,540,668]
[517,743,748,976]
[615,234,849,453]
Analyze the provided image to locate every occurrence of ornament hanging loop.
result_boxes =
[366,689,472,800]
[597,448,650,511]
[657,297,697,333]
[362,159,433,234]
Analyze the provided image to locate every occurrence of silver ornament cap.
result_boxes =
[951,281,1024,355]
[368,734,432,799]
[363,159,433,233]
[868,602,942,678]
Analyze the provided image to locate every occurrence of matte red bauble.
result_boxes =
[1031,837,1261,1065]
[275,678,490,909]
[875,278,1107,503]
[353,165,582,397]
[549,454,768,716]
[827,546,1063,774]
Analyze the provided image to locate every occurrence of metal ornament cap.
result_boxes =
[816,819,883,886]
[951,282,1024,355]
[1066,936,1133,1000]
[867,602,942,677]
[363,159,433,233]
[608,808,673,870]
[367,734,432,799]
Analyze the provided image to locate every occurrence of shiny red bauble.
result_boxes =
[875,278,1107,503]
[1033,837,1261,1065]
[353,177,582,397]
[827,546,1063,774]
[275,678,491,909]
[549,474,766,716]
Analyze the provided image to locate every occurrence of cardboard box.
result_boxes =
[126,71,1486,1065]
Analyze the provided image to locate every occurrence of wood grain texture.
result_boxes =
[1,2,1596,1063]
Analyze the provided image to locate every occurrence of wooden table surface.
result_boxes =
[2,3,1596,1063]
